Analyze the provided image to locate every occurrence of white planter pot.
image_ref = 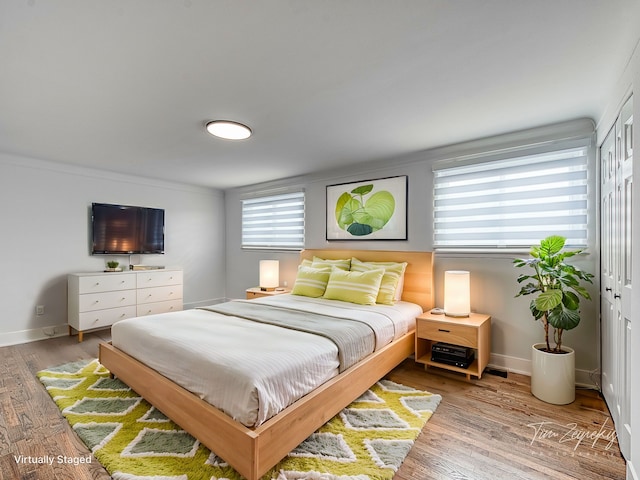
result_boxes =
[530,343,575,405]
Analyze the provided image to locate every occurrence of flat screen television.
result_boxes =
[91,203,165,255]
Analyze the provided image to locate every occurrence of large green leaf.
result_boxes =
[535,289,563,311]
[539,235,566,257]
[351,184,374,195]
[335,194,361,229]
[363,191,395,230]
[562,291,580,310]
[347,222,373,236]
[547,306,581,331]
[334,187,395,235]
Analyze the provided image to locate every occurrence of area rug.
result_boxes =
[38,359,441,480]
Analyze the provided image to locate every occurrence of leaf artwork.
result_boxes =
[335,184,395,236]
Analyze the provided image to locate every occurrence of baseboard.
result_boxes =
[488,352,599,390]
[0,324,68,347]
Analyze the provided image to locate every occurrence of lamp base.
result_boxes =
[260,287,276,292]
[444,312,470,318]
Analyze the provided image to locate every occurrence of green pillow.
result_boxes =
[312,256,351,271]
[350,258,407,305]
[291,266,332,298]
[323,268,384,305]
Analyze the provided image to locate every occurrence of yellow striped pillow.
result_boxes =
[291,266,332,298]
[323,268,384,305]
[350,258,407,305]
[312,256,351,271]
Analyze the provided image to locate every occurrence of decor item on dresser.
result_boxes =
[326,175,408,240]
[443,270,471,317]
[259,259,279,291]
[105,261,121,272]
[68,268,183,342]
[514,235,594,404]
[98,248,434,480]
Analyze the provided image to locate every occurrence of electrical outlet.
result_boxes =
[36,305,45,315]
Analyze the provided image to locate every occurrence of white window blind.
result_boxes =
[242,191,305,250]
[433,146,589,249]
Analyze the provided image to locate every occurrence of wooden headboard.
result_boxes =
[299,249,434,312]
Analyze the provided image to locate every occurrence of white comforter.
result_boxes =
[111,294,421,427]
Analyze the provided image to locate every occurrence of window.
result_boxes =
[241,191,305,250]
[433,146,589,250]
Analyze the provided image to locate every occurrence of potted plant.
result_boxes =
[106,261,120,272]
[514,235,594,404]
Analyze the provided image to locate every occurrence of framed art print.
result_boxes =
[326,175,408,240]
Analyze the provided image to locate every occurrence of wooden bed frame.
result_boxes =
[99,249,433,480]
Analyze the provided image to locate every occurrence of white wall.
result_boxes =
[224,120,600,384]
[0,153,226,346]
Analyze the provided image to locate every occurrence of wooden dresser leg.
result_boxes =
[78,331,84,343]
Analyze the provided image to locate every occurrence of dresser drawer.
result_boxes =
[78,274,136,294]
[137,299,183,316]
[78,290,137,312]
[136,270,183,288]
[137,284,183,305]
[416,320,477,348]
[78,305,137,330]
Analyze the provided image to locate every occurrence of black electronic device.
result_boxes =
[431,342,473,358]
[431,342,475,369]
[91,203,165,255]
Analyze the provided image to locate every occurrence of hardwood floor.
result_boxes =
[0,332,626,480]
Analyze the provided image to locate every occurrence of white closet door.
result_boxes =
[600,95,632,461]
[600,123,618,423]
[616,97,633,459]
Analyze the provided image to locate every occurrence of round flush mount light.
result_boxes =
[205,120,252,140]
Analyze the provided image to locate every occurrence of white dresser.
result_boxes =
[68,268,183,341]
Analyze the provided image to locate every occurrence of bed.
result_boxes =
[99,249,434,480]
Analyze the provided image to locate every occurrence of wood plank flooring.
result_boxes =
[0,331,627,480]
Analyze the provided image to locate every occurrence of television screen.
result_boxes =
[91,203,165,254]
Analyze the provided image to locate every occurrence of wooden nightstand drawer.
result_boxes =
[416,320,477,348]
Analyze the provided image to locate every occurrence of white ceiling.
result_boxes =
[2,1,639,189]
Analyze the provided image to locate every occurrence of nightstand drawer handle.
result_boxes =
[438,329,451,333]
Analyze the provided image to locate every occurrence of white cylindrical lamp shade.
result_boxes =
[444,270,470,317]
[259,260,279,291]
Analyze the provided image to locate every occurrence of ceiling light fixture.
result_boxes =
[205,120,252,140]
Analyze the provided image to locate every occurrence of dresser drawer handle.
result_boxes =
[438,329,450,333]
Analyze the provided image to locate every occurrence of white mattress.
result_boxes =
[111,294,421,427]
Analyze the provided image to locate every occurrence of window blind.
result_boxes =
[433,146,589,249]
[242,191,305,250]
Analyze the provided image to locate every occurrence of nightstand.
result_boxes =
[415,311,491,380]
[245,287,291,300]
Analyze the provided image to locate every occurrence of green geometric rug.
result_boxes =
[38,359,441,480]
